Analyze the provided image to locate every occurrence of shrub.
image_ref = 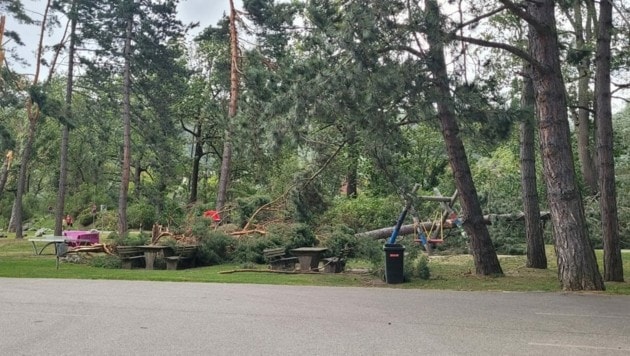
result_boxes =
[127,202,157,229]
[197,231,237,266]
[320,224,358,258]
[234,195,271,227]
[408,254,431,280]
[266,223,318,250]
[88,254,121,269]
[231,234,278,264]
[323,195,402,232]
[111,232,150,246]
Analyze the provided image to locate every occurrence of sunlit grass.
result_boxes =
[1,237,629,294]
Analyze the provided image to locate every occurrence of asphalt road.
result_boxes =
[1,278,629,355]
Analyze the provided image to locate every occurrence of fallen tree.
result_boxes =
[355,212,550,240]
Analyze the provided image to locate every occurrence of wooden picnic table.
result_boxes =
[290,247,328,272]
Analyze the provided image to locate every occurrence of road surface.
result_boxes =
[1,278,628,355]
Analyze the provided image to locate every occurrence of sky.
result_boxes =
[2,0,242,75]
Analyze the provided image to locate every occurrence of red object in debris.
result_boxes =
[203,210,221,222]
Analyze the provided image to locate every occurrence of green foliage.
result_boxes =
[88,254,121,269]
[288,172,329,224]
[127,202,157,229]
[111,232,150,247]
[197,231,237,265]
[234,195,272,227]
[319,224,358,257]
[231,234,281,264]
[406,253,431,280]
[324,195,401,232]
[489,221,527,255]
[266,223,318,250]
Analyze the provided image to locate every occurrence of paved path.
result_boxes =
[1,278,629,355]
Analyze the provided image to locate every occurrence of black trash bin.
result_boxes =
[383,243,405,284]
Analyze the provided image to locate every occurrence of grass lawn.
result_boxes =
[1,236,629,294]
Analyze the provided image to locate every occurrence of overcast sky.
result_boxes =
[3,0,242,75]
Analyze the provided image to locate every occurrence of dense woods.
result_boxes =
[1,0,629,290]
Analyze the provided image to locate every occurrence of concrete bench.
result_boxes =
[165,245,198,270]
[116,246,145,269]
[263,247,297,271]
[322,247,351,273]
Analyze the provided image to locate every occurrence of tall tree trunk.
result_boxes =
[0,15,5,69]
[345,125,358,198]
[519,65,547,269]
[118,14,133,237]
[55,1,77,236]
[189,122,203,204]
[216,0,239,212]
[425,0,502,276]
[525,0,603,290]
[14,0,52,239]
[594,0,623,282]
[0,151,11,198]
[572,1,598,195]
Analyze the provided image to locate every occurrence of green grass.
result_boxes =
[1,237,629,294]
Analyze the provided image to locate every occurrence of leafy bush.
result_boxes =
[323,195,401,232]
[197,231,237,266]
[234,195,272,227]
[266,223,318,250]
[231,234,279,264]
[111,232,150,246]
[320,224,358,258]
[127,202,157,229]
[88,254,121,269]
[407,254,431,280]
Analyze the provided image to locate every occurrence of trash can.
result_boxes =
[383,243,405,284]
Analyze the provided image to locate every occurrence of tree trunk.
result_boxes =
[216,0,239,212]
[594,0,623,282]
[345,125,358,198]
[55,1,77,236]
[118,14,133,237]
[14,0,52,239]
[425,0,502,276]
[572,1,598,195]
[526,0,603,290]
[520,65,547,269]
[189,122,203,204]
[0,152,11,198]
[0,15,5,69]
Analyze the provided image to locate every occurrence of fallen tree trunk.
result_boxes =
[355,212,550,240]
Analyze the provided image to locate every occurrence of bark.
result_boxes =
[525,0,604,290]
[189,122,203,204]
[594,0,623,282]
[355,212,550,240]
[216,0,239,212]
[118,14,133,237]
[0,152,10,198]
[519,66,547,269]
[425,0,502,276]
[14,0,52,239]
[0,15,5,69]
[55,1,77,236]
[345,125,358,198]
[572,2,598,195]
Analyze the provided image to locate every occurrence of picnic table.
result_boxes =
[28,237,66,255]
[290,247,328,272]
[138,245,175,270]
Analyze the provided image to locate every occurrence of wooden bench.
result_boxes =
[165,245,198,270]
[323,247,351,273]
[117,246,145,269]
[263,247,298,271]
